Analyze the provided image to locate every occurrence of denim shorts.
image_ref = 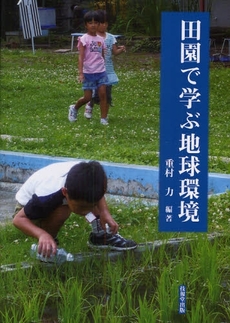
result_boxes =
[82,71,108,90]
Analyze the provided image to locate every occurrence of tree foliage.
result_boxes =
[94,0,214,36]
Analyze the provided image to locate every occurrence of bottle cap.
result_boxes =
[66,253,74,262]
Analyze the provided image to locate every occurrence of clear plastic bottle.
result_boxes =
[30,243,74,264]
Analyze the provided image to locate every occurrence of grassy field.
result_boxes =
[0,48,230,173]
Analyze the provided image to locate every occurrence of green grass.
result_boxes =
[0,48,229,173]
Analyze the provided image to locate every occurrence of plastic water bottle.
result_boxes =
[30,243,74,264]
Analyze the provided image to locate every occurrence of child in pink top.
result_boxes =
[68,11,109,125]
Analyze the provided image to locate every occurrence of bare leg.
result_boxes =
[75,89,92,110]
[97,85,108,119]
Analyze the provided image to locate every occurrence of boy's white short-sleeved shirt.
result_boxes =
[16,161,80,206]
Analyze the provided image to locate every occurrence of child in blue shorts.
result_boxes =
[68,10,109,125]
[84,10,126,121]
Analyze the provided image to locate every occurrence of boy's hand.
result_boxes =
[94,197,119,234]
[99,212,118,235]
[13,208,58,257]
[37,233,57,257]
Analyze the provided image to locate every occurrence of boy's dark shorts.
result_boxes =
[93,85,112,106]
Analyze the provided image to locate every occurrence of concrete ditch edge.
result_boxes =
[0,150,230,199]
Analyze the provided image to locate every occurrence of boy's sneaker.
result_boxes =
[87,232,137,251]
[100,118,109,125]
[84,103,93,119]
[68,105,77,122]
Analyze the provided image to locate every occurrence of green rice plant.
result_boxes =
[0,306,26,323]
[219,300,230,322]
[89,303,104,323]
[0,282,52,322]
[57,277,90,322]
[98,260,135,318]
[175,237,225,314]
[156,265,179,321]
[133,293,159,322]
[191,238,222,306]
[103,285,136,322]
[152,237,227,322]
[186,298,220,323]
[87,283,133,322]
[18,291,51,322]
